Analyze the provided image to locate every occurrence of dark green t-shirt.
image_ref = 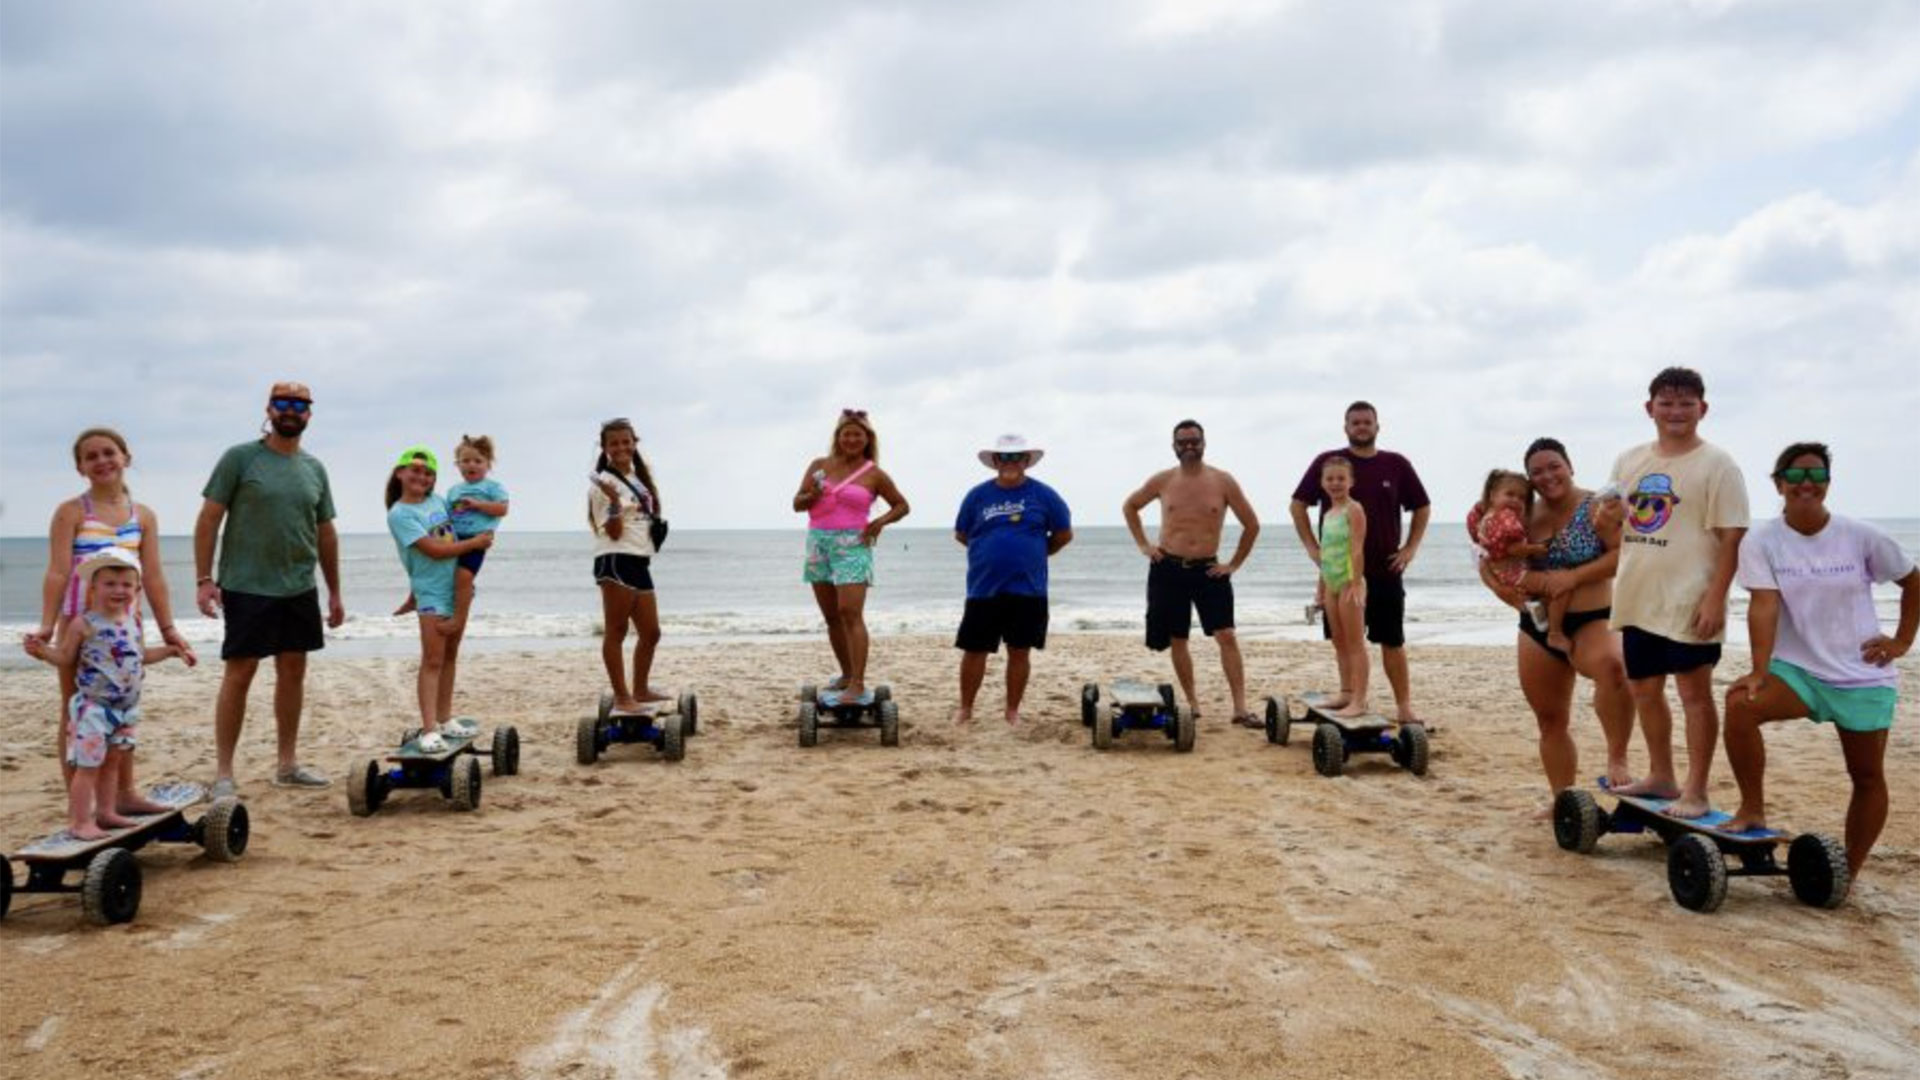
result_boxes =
[202,440,337,597]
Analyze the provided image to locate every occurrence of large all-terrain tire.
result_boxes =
[879,701,900,747]
[662,715,687,762]
[200,799,250,862]
[81,847,141,926]
[1081,683,1100,728]
[597,693,613,723]
[1552,789,1602,854]
[1092,706,1114,750]
[347,759,383,817]
[576,716,601,766]
[450,756,483,811]
[1787,833,1851,909]
[491,726,521,777]
[798,702,819,748]
[1263,696,1290,746]
[1312,722,1345,778]
[1173,704,1195,753]
[678,692,700,736]
[1398,724,1430,777]
[1668,833,1729,913]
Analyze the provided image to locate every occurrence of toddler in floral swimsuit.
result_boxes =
[1470,470,1566,650]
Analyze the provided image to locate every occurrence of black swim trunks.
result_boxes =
[955,594,1049,653]
[1145,556,1234,651]
[1621,626,1722,680]
[1519,606,1612,665]
[220,588,325,661]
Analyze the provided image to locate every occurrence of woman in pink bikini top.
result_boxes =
[791,409,911,702]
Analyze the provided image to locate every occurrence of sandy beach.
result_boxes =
[2,634,1917,1080]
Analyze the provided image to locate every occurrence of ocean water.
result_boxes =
[2,522,1915,662]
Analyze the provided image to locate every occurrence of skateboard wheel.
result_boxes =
[81,847,141,926]
[200,799,250,862]
[1787,833,1850,909]
[492,726,521,777]
[1173,704,1195,753]
[1398,724,1429,777]
[1263,696,1290,746]
[450,756,483,811]
[1,853,13,921]
[678,692,700,736]
[798,702,819,748]
[1552,789,1602,854]
[873,685,891,705]
[1080,683,1099,727]
[576,716,601,766]
[1092,706,1114,750]
[1157,683,1176,712]
[1311,723,1344,778]
[597,693,614,723]
[1668,833,1728,913]
[799,683,817,704]
[348,759,383,817]
[662,715,687,762]
[879,700,900,747]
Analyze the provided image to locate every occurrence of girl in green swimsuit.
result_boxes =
[1315,457,1371,718]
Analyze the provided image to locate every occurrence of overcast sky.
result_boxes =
[3,0,1917,540]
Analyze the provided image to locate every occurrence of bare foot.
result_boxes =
[1723,807,1768,833]
[96,811,140,829]
[70,823,110,841]
[825,675,848,692]
[117,794,169,815]
[953,707,973,725]
[1397,712,1436,733]
[1004,709,1020,726]
[1664,795,1713,820]
[1604,764,1635,789]
[843,683,866,700]
[612,697,648,713]
[1528,803,1554,822]
[636,689,672,703]
[1611,777,1680,799]
[1331,701,1371,719]
[1320,693,1352,710]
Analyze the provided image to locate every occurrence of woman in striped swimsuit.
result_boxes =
[26,428,196,806]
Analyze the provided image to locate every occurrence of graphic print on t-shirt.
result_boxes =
[1626,473,1680,535]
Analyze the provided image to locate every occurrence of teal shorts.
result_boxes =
[1768,658,1897,734]
[803,529,873,586]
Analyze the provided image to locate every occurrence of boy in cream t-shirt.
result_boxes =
[1608,367,1749,818]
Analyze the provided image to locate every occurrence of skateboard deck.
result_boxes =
[388,729,479,762]
[1110,681,1166,709]
[1295,691,1391,731]
[15,781,206,862]
[819,688,875,707]
[1598,779,1785,844]
[604,692,678,718]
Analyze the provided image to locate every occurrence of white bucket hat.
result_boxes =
[978,433,1045,469]
[78,546,142,585]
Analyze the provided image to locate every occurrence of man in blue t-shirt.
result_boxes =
[953,434,1074,725]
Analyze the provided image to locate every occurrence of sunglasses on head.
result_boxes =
[269,397,311,414]
[1775,467,1830,484]
[993,452,1028,464]
[841,408,868,420]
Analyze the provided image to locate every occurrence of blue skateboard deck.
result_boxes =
[1598,778,1785,844]
[16,781,206,861]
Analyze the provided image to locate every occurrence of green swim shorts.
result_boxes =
[1768,658,1897,734]
[803,529,874,586]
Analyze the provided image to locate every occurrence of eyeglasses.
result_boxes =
[269,397,311,414]
[841,408,868,419]
[993,452,1028,464]
[1775,467,1830,484]
[1173,438,1203,448]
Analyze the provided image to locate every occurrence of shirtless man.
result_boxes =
[1122,420,1261,724]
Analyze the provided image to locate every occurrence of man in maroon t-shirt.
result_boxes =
[1288,401,1432,726]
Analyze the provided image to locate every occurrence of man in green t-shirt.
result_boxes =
[194,381,345,796]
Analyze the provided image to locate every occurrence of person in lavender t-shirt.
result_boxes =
[1722,442,1917,880]
[1288,400,1432,726]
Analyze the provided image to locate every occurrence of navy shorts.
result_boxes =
[593,553,653,592]
[1146,558,1234,651]
[220,588,325,661]
[955,594,1049,653]
[1622,626,1722,680]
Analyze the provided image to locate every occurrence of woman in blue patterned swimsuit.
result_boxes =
[1478,438,1638,815]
